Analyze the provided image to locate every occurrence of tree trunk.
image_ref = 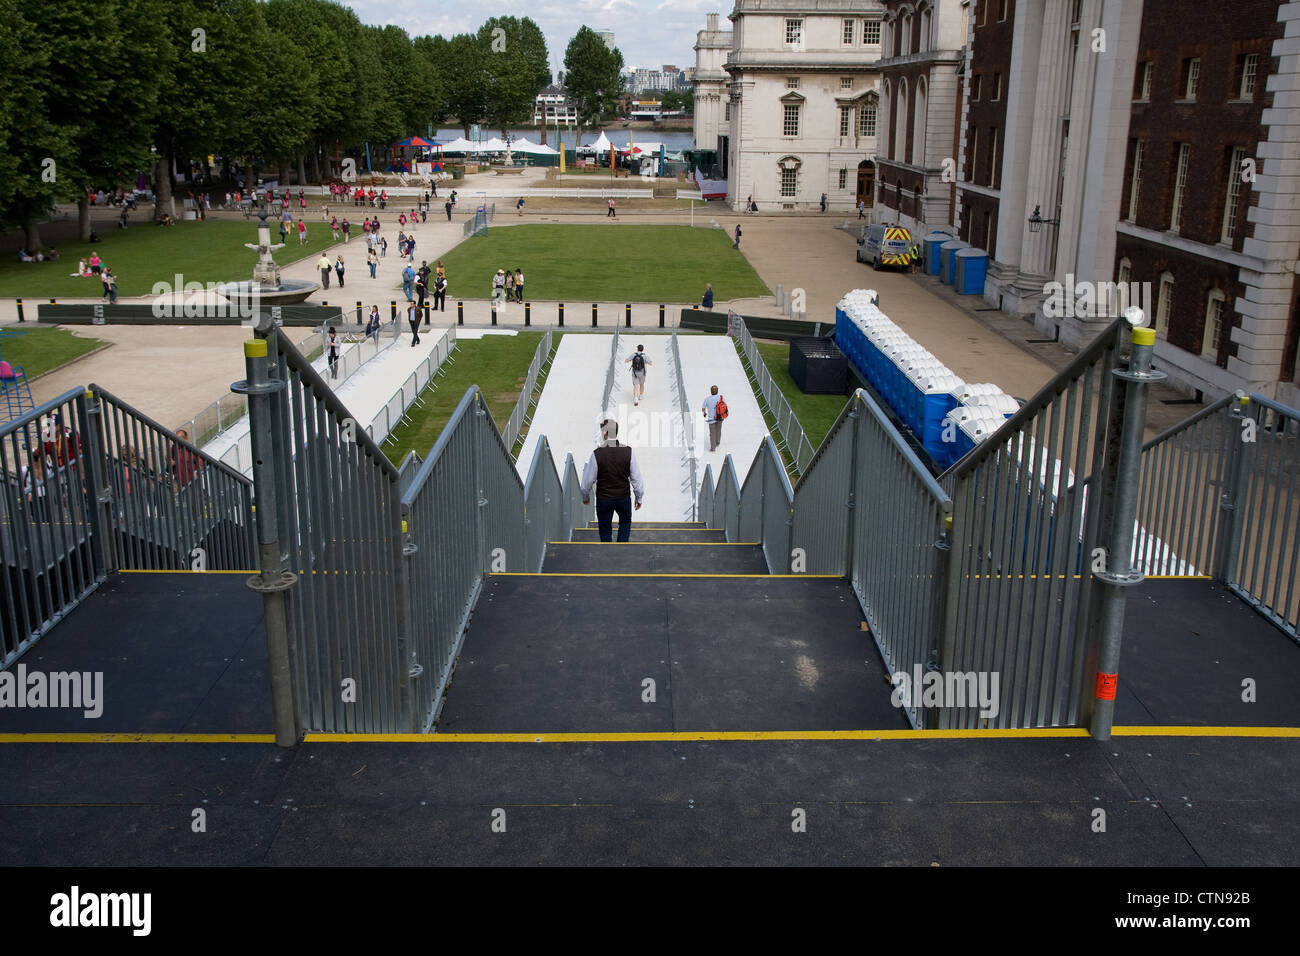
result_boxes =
[297,152,307,186]
[24,218,43,252]
[309,146,321,183]
[78,196,92,243]
[279,161,292,186]
[154,144,175,219]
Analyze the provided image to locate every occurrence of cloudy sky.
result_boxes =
[339,0,719,76]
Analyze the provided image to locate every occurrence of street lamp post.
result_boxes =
[1027,204,1060,234]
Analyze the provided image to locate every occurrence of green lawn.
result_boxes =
[382,332,547,463]
[0,326,106,378]
[753,341,850,450]
[435,224,769,302]
[0,220,331,298]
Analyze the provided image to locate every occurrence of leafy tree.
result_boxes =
[441,33,489,136]
[563,27,625,132]
[478,16,549,138]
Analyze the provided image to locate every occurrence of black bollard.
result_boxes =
[524,302,531,327]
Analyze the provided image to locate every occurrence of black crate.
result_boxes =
[788,337,847,394]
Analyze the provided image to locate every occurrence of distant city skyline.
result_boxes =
[338,0,715,81]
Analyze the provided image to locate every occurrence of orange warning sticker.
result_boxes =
[1095,672,1118,701]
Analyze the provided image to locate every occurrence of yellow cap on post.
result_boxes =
[244,339,268,358]
[1132,327,1156,347]
[945,515,953,530]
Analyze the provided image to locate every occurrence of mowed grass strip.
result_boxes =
[434,224,769,303]
[753,340,850,450]
[382,332,546,463]
[0,326,107,378]
[0,220,330,299]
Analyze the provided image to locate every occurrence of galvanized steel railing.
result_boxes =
[938,319,1127,729]
[504,329,554,456]
[1,389,106,669]
[722,434,794,572]
[601,325,622,418]
[696,463,714,527]
[368,326,458,446]
[1136,391,1300,641]
[669,330,700,520]
[728,310,817,476]
[705,454,741,542]
[92,385,255,572]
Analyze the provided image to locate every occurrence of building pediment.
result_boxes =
[779,90,807,105]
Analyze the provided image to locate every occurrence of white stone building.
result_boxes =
[719,1,887,212]
[693,13,734,154]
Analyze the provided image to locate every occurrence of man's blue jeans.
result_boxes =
[402,281,413,299]
[596,496,632,542]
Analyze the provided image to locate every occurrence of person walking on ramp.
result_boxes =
[624,344,652,406]
[580,419,644,542]
[702,385,728,452]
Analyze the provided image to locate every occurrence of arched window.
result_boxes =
[895,78,908,165]
[912,77,928,167]
[1155,272,1175,338]
[901,14,912,55]
[858,94,878,138]
[1202,289,1227,358]
[920,6,931,52]
[881,80,892,159]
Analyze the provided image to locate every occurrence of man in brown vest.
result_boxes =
[579,419,645,542]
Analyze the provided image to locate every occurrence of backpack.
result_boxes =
[631,352,645,372]
[715,395,728,420]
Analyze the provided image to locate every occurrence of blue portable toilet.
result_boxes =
[923,231,953,276]
[954,247,988,295]
[940,240,968,285]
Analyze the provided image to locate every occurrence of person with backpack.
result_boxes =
[702,385,728,452]
[624,344,652,406]
[579,418,645,542]
[401,262,415,301]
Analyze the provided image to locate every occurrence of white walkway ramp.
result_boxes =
[520,332,770,523]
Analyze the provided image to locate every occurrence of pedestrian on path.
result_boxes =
[330,216,340,241]
[445,200,453,221]
[367,305,382,341]
[334,255,345,287]
[733,224,742,249]
[580,419,644,543]
[342,218,350,242]
[401,263,415,301]
[607,198,616,218]
[367,248,377,278]
[513,268,524,302]
[433,272,447,311]
[702,385,726,452]
[858,199,866,219]
[327,326,340,379]
[702,283,714,310]
[297,219,307,244]
[516,197,525,216]
[820,193,827,213]
[415,268,427,310]
[407,301,421,346]
[380,237,387,258]
[504,269,515,302]
[318,253,332,289]
[624,344,652,406]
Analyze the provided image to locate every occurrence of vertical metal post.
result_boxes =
[396,507,417,732]
[356,301,363,323]
[625,303,632,328]
[659,304,665,328]
[491,302,498,326]
[558,303,564,327]
[591,303,598,328]
[390,300,397,321]
[16,297,23,322]
[424,303,431,327]
[80,388,116,576]
[525,302,531,326]
[1216,393,1252,584]
[457,301,464,325]
[235,337,300,748]
[1090,325,1164,740]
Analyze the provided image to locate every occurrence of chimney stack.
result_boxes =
[707,12,719,31]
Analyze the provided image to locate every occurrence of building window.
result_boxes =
[1070,0,1081,25]
[839,168,848,189]
[840,106,852,137]
[968,126,980,182]
[1202,291,1226,358]
[1127,139,1143,221]
[843,18,855,44]
[724,101,730,121]
[984,210,993,250]
[1116,258,1132,314]
[971,74,982,101]
[1170,142,1190,230]
[920,9,931,52]
[1222,146,1246,243]
[864,20,881,45]
[901,14,911,55]
[859,101,877,137]
[1235,53,1258,99]
[1134,62,1152,101]
[989,127,999,189]
[1156,273,1174,337]
[1180,57,1200,100]
[1000,0,1010,22]
[780,166,798,197]
[992,72,1002,101]
[841,77,854,90]
[783,104,800,137]
[786,77,799,90]
[785,19,803,46]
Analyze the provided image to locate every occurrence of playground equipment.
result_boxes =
[0,348,35,425]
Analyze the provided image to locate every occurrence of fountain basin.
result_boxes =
[491,165,527,175]
[216,279,320,306]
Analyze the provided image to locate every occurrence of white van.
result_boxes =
[857,224,913,270]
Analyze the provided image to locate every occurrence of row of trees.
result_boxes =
[0,1,628,248]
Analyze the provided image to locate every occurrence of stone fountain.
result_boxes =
[215,206,319,306]
[491,136,526,176]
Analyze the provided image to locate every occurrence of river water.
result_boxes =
[431,128,695,151]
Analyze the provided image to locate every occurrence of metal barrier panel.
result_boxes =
[369,326,457,445]
[601,325,622,418]
[504,329,553,456]
[728,310,817,476]
[0,389,105,668]
[718,456,742,542]
[560,453,591,540]
[265,329,405,733]
[669,330,700,520]
[697,464,715,527]
[524,437,564,572]
[790,398,858,575]
[939,319,1125,728]
[841,390,953,729]
[738,450,764,543]
[93,386,255,572]
[1229,396,1300,639]
[478,397,527,573]
[758,437,795,573]
[397,450,423,496]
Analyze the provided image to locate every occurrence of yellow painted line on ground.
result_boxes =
[117,569,255,575]
[0,727,1295,744]
[549,541,761,546]
[968,574,1212,581]
[490,572,841,579]
[0,733,276,743]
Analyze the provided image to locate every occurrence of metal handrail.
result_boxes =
[504,329,554,455]
[727,309,816,475]
[601,324,621,418]
[670,329,699,520]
